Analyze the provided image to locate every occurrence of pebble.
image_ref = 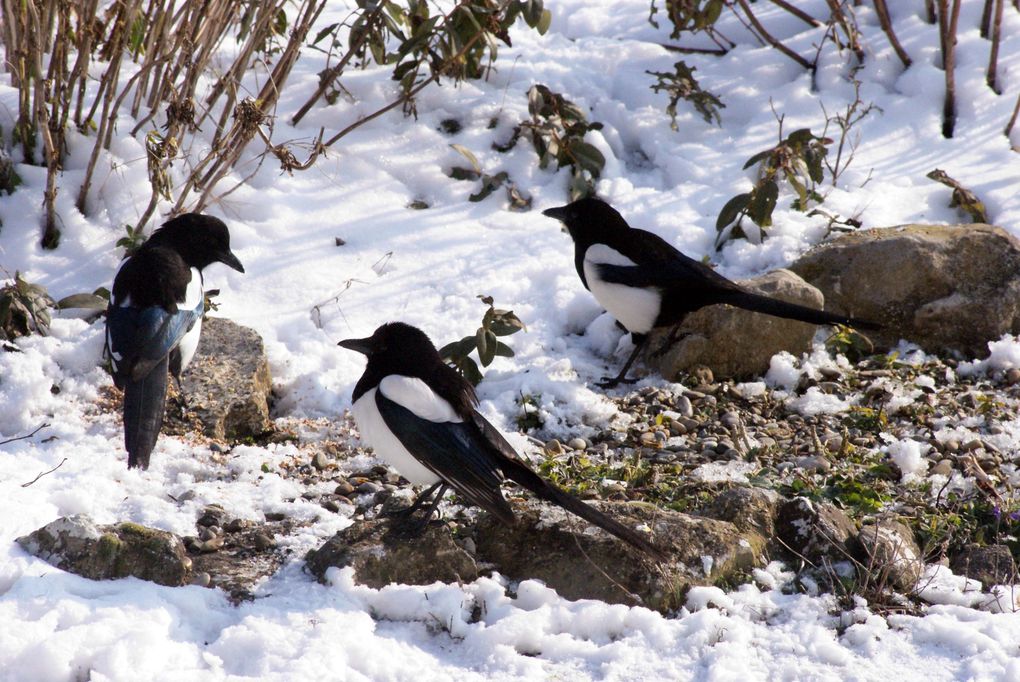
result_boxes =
[197,504,228,528]
[931,459,954,477]
[357,481,382,495]
[264,512,286,522]
[962,439,984,452]
[198,526,218,541]
[224,518,252,533]
[210,442,229,453]
[334,481,355,496]
[676,395,694,418]
[720,448,742,460]
[544,439,564,455]
[254,533,276,551]
[690,365,714,385]
[1006,368,1020,385]
[321,499,341,513]
[176,490,197,503]
[567,437,587,451]
[312,452,330,470]
[190,572,212,587]
[196,536,224,553]
[795,455,832,473]
[720,411,740,429]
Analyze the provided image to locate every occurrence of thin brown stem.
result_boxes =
[939,0,962,138]
[735,0,812,70]
[873,0,911,68]
[769,0,823,27]
[1004,92,1020,138]
[987,0,1005,93]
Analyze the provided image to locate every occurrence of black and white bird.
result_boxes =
[339,322,667,561]
[105,214,245,469]
[543,198,879,387]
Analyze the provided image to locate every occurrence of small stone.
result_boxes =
[224,518,252,533]
[962,439,984,452]
[322,499,341,513]
[676,396,694,418]
[195,536,224,553]
[690,365,714,386]
[951,544,1017,588]
[334,481,355,496]
[383,472,402,485]
[459,537,477,555]
[176,490,197,503]
[720,448,742,460]
[264,512,286,522]
[313,452,330,470]
[720,412,740,429]
[567,438,587,451]
[544,439,564,455]
[678,417,699,432]
[931,459,954,477]
[357,481,382,495]
[254,534,276,551]
[795,456,831,474]
[197,505,228,528]
[1006,368,1020,385]
[198,527,218,542]
[301,491,318,501]
[190,571,212,587]
[210,442,229,453]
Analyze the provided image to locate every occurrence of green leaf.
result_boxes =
[715,193,750,231]
[312,22,339,46]
[742,149,773,170]
[489,315,525,336]
[476,327,496,365]
[494,341,515,357]
[537,9,552,34]
[748,180,778,228]
[570,141,605,177]
[461,357,483,385]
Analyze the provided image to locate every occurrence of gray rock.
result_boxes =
[855,518,923,592]
[177,317,272,440]
[650,270,823,380]
[197,504,229,528]
[698,487,781,538]
[473,499,765,612]
[777,498,857,562]
[16,515,191,586]
[950,544,1018,588]
[790,224,1020,356]
[305,519,479,588]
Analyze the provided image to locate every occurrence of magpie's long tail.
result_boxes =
[500,457,669,562]
[123,356,169,469]
[724,291,882,330]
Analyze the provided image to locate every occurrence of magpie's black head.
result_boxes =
[339,322,477,414]
[338,322,440,372]
[542,197,630,246]
[145,213,245,273]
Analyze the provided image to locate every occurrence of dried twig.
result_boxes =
[938,0,962,138]
[986,0,1005,93]
[734,0,812,70]
[21,457,67,487]
[0,422,50,446]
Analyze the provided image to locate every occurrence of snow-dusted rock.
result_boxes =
[650,269,824,380]
[777,498,857,563]
[15,515,192,586]
[790,224,1020,356]
[950,544,1018,588]
[173,316,272,440]
[855,518,923,593]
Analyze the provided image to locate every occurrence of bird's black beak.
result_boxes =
[219,250,245,273]
[338,336,373,355]
[542,206,569,222]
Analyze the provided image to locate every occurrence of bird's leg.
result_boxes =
[171,373,189,411]
[651,321,690,358]
[384,481,443,519]
[404,484,449,535]
[597,335,647,389]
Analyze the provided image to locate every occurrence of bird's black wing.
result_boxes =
[598,230,744,293]
[105,299,203,387]
[375,392,515,524]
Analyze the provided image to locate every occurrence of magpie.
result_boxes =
[105,214,245,469]
[339,322,667,561]
[543,197,880,387]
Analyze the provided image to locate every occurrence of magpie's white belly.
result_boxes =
[351,389,442,486]
[176,268,205,371]
[583,245,661,334]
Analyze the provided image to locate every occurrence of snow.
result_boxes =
[2,1,1020,679]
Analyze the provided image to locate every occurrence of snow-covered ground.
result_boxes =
[2,1,1020,679]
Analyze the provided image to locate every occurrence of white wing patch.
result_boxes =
[351,387,443,486]
[378,375,464,423]
[583,244,661,334]
[176,268,204,372]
